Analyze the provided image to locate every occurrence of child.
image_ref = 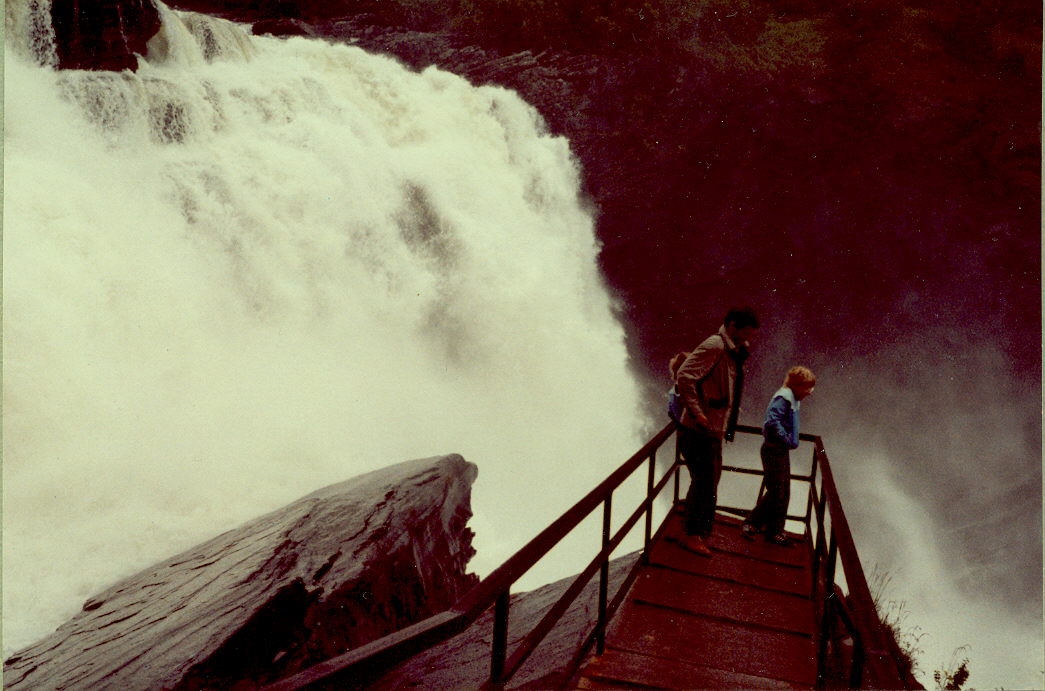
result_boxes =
[741,366,816,546]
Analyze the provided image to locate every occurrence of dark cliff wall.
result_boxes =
[166,0,1040,386]
[229,3,1041,613]
[51,0,162,69]
[51,0,1042,618]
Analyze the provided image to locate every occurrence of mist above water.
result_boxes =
[742,325,1042,690]
[4,3,1041,688]
[3,3,644,654]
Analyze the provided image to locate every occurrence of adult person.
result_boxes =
[742,366,816,546]
[672,307,759,557]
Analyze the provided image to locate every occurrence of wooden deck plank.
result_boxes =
[573,674,667,690]
[629,567,815,636]
[605,601,817,686]
[571,509,819,691]
[579,648,810,690]
[649,538,812,597]
[663,512,811,568]
[705,516,811,568]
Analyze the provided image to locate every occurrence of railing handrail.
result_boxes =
[454,422,675,617]
[724,426,914,688]
[263,420,917,691]
[812,438,919,689]
[261,422,678,691]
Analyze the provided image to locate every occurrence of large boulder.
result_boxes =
[3,454,479,690]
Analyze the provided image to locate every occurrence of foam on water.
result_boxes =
[3,2,644,654]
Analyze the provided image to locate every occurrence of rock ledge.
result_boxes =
[4,454,479,690]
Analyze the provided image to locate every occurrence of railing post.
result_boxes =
[816,593,833,689]
[850,639,866,689]
[817,584,866,691]
[805,443,820,527]
[811,472,827,602]
[814,486,839,690]
[673,433,681,503]
[597,495,612,655]
[810,491,821,603]
[643,452,655,562]
[490,590,510,684]
[825,531,838,590]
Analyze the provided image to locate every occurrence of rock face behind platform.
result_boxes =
[50,0,162,70]
[3,454,479,690]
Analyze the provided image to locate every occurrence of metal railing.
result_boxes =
[805,436,922,689]
[262,421,918,691]
[720,423,918,689]
[261,422,681,691]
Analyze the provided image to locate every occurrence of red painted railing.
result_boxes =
[262,422,919,690]
[261,423,680,691]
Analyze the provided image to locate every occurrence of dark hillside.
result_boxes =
[173,0,1041,381]
[169,0,1042,615]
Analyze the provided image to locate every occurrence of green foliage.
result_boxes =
[446,0,641,52]
[870,569,980,690]
[757,17,828,74]
[869,567,925,680]
[273,0,1036,98]
[368,0,829,79]
[934,646,972,690]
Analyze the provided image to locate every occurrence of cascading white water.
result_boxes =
[5,0,57,67]
[2,2,646,655]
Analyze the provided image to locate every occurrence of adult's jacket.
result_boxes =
[674,326,740,440]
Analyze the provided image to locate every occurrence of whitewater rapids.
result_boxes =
[3,1,645,654]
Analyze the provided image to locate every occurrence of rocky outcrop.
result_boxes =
[316,19,607,134]
[3,454,479,690]
[50,0,162,70]
[239,3,1040,392]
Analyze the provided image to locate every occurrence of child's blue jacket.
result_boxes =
[763,387,800,449]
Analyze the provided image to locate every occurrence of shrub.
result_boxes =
[869,567,925,681]
[934,646,972,690]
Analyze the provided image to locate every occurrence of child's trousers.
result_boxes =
[747,441,791,536]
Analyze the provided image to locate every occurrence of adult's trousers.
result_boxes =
[679,427,722,537]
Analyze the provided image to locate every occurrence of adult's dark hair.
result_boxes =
[723,306,759,330]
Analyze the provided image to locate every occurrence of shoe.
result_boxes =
[765,533,794,547]
[741,522,759,541]
[683,535,714,557]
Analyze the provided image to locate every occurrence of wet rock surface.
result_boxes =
[51,0,162,70]
[3,455,479,690]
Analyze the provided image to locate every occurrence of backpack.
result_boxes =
[666,341,727,423]
[667,385,685,422]
[666,351,689,422]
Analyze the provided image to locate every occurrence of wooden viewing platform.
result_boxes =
[261,423,921,691]
[571,510,817,690]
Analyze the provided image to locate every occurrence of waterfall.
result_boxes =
[5,0,58,67]
[2,3,644,654]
